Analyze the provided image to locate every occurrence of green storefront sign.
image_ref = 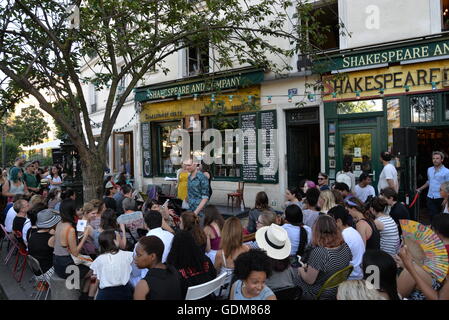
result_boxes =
[318,38,449,72]
[135,70,264,102]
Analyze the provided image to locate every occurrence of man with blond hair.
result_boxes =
[417,151,449,220]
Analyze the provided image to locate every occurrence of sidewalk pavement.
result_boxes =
[0,242,41,300]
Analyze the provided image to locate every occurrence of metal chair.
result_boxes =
[315,265,353,300]
[185,272,227,300]
[0,224,18,265]
[27,255,53,300]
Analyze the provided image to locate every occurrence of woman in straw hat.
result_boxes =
[256,223,301,295]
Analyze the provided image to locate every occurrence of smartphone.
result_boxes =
[162,199,170,209]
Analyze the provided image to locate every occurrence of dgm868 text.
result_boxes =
[221,305,271,315]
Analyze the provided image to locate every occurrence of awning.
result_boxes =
[22,139,62,151]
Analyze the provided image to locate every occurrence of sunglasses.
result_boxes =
[318,177,325,180]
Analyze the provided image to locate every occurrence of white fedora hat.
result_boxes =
[256,224,291,260]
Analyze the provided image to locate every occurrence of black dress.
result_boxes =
[144,264,183,300]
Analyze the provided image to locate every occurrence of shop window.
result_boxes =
[443,0,449,31]
[211,116,241,178]
[444,93,449,121]
[186,44,209,77]
[113,132,133,176]
[157,122,183,175]
[387,99,400,152]
[337,99,383,115]
[410,95,435,123]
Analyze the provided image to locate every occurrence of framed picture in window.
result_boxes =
[185,114,200,131]
[329,135,335,146]
[329,159,336,168]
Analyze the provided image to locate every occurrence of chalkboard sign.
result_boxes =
[239,110,278,184]
[141,122,152,177]
[258,110,278,183]
[240,113,258,182]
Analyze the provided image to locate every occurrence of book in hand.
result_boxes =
[76,220,87,232]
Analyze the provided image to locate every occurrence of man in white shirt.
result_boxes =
[129,210,174,287]
[354,173,376,203]
[378,151,398,194]
[328,205,365,280]
[5,204,18,233]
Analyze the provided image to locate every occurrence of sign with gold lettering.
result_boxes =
[318,39,449,71]
[323,60,449,101]
[140,86,260,121]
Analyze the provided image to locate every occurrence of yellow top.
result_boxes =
[177,171,189,201]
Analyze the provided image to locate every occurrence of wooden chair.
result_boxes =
[227,181,245,212]
[185,272,228,300]
[315,265,353,300]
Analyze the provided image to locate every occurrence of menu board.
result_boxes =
[141,122,152,177]
[240,113,258,182]
[239,110,278,184]
[259,110,277,183]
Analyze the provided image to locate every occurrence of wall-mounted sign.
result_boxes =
[318,39,449,71]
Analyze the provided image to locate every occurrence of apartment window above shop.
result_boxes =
[443,0,449,31]
[89,84,97,113]
[185,44,210,77]
[305,0,340,52]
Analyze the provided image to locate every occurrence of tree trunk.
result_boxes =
[81,152,106,202]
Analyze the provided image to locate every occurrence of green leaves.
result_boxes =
[9,105,50,147]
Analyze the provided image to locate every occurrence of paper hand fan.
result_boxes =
[399,219,448,282]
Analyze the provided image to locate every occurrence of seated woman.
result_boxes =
[362,249,400,300]
[53,199,96,299]
[243,210,277,248]
[256,224,300,296]
[247,191,275,233]
[92,209,127,251]
[203,205,225,251]
[214,217,250,297]
[230,249,276,300]
[345,197,380,250]
[133,236,182,300]
[297,215,352,300]
[166,230,217,299]
[284,187,303,209]
[90,230,134,300]
[28,209,61,276]
[397,214,449,300]
[369,197,400,256]
[180,211,207,252]
[281,205,311,265]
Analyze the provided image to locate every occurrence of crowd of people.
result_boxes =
[0,150,449,301]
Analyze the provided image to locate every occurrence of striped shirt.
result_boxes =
[376,215,400,256]
[298,243,352,300]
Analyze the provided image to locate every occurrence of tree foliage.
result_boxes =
[0,0,326,199]
[9,105,50,146]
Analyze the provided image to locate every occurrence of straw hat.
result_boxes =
[256,224,291,260]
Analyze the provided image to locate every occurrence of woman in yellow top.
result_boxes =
[176,164,189,208]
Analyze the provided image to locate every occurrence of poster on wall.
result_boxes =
[141,122,152,177]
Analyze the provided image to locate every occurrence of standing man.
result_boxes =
[378,151,398,195]
[416,151,449,219]
[23,162,40,194]
[184,158,209,218]
[354,173,376,203]
[317,172,330,191]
